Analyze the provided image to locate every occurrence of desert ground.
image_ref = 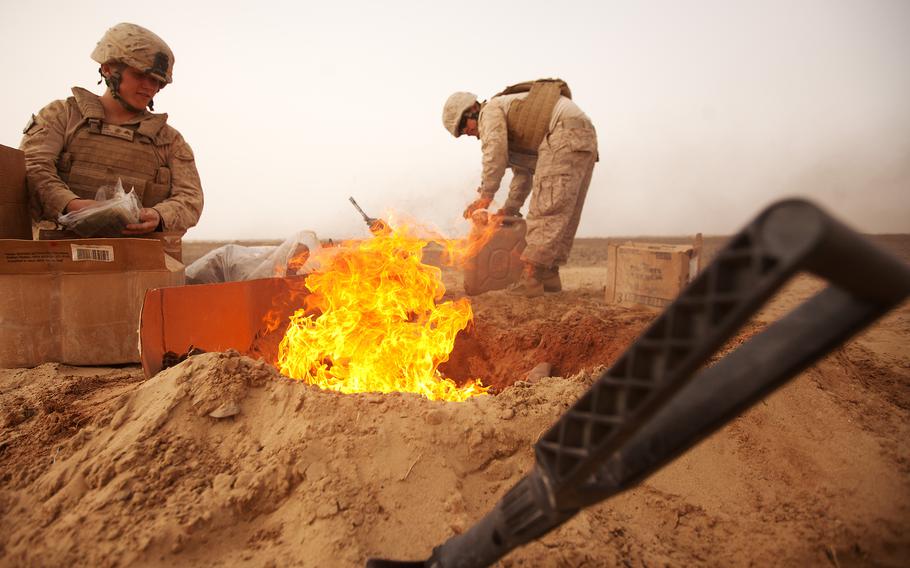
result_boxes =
[1,234,908,567]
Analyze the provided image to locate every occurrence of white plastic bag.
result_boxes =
[186,230,322,285]
[57,178,141,237]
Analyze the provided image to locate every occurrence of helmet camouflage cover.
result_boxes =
[91,23,175,84]
[442,92,478,137]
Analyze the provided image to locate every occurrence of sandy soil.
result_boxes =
[1,235,908,567]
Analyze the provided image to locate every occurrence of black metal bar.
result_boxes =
[536,205,798,505]
[758,199,910,303]
[575,285,891,505]
[535,199,910,509]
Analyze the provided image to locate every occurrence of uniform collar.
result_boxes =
[70,86,168,137]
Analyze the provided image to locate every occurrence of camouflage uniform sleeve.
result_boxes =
[478,104,509,199]
[152,132,204,232]
[19,100,81,220]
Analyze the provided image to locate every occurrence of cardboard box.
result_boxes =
[605,235,703,308]
[140,276,309,377]
[38,228,184,262]
[0,144,32,240]
[0,238,184,368]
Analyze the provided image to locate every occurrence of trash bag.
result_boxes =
[186,230,322,285]
[57,179,141,237]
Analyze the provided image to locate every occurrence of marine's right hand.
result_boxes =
[462,196,493,219]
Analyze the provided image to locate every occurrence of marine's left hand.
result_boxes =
[123,208,162,235]
[495,206,522,218]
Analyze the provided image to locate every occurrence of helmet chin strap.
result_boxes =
[98,66,150,113]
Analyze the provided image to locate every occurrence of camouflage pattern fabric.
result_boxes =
[523,119,597,267]
[476,93,597,268]
[20,87,203,235]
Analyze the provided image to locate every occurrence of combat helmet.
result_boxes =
[442,92,478,137]
[91,23,175,85]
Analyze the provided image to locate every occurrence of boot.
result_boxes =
[507,263,545,298]
[539,265,562,293]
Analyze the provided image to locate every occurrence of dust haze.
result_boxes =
[1,0,908,239]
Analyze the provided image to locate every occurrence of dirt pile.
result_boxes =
[1,350,592,566]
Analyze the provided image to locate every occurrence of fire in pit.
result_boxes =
[277,225,489,402]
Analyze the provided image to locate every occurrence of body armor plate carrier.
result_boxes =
[57,89,172,207]
[497,78,572,155]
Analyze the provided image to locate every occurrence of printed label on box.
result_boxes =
[71,244,115,262]
[3,251,69,263]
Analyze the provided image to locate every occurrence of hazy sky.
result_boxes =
[2,0,908,240]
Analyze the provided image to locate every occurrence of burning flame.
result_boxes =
[277,224,488,402]
[440,209,504,266]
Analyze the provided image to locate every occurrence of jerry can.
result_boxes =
[463,215,527,295]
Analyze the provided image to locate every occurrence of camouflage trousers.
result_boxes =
[521,118,598,268]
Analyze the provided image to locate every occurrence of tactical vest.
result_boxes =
[57,89,174,207]
[496,79,572,155]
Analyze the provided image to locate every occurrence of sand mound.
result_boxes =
[2,350,589,566]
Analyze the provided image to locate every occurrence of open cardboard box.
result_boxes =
[0,238,184,368]
[139,275,310,378]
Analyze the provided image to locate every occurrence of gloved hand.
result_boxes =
[495,206,522,218]
[463,195,493,219]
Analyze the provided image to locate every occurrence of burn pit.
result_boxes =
[150,230,655,399]
[252,234,655,398]
[439,294,651,392]
[240,286,650,398]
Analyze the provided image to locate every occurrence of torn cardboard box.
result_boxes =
[140,276,309,378]
[0,144,31,240]
[605,235,703,308]
[0,238,184,368]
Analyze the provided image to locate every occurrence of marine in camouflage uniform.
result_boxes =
[20,23,203,238]
[442,80,598,297]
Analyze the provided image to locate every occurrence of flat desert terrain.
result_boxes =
[1,234,908,567]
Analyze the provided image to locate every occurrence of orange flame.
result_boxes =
[438,210,508,266]
[277,224,488,402]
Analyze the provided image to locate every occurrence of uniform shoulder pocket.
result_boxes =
[22,114,40,135]
[565,128,596,153]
